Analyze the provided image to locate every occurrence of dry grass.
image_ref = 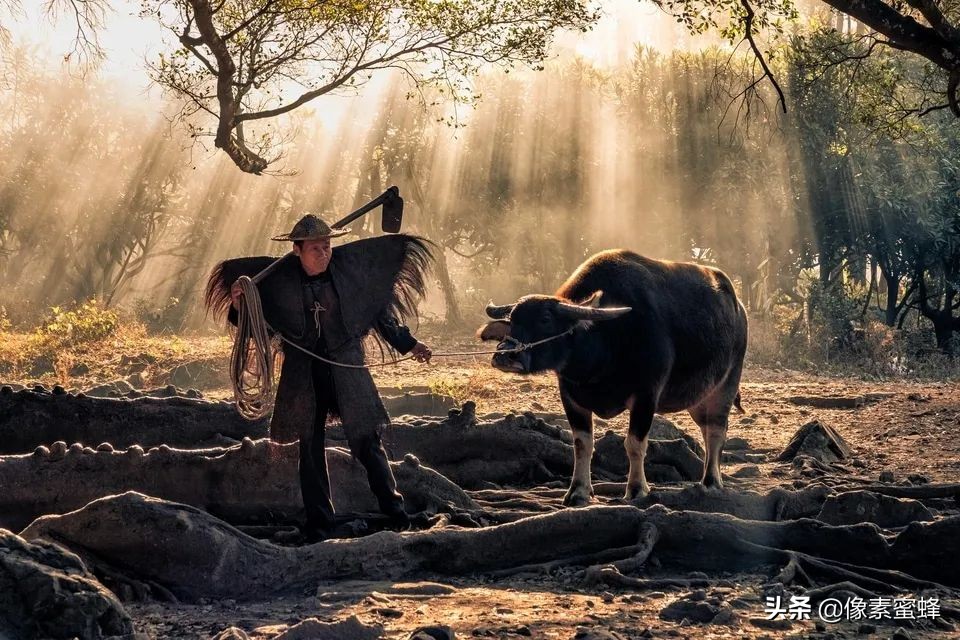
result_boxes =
[0,321,231,390]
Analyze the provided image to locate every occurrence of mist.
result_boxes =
[0,15,815,335]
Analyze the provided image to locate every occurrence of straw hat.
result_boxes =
[270,214,350,241]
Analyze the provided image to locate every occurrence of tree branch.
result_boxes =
[740,0,786,113]
[819,0,959,71]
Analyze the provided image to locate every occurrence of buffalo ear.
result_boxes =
[477,320,511,342]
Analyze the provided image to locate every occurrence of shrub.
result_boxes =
[35,299,119,347]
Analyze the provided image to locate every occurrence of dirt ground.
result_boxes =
[7,331,960,639]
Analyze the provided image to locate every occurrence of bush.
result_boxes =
[35,299,119,347]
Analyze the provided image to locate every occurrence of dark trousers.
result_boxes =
[299,359,404,532]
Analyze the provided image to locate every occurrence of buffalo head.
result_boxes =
[477,291,631,374]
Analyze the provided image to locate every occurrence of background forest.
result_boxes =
[0,3,958,379]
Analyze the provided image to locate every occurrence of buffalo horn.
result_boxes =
[485,302,516,319]
[555,302,632,321]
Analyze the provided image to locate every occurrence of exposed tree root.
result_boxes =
[612,521,660,575]
[0,387,267,453]
[582,565,711,590]
[331,410,705,487]
[834,483,960,500]
[20,492,960,604]
[632,484,831,521]
[0,440,476,531]
[487,542,645,578]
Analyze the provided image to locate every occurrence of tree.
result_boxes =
[654,0,960,119]
[1,1,109,68]
[142,0,597,174]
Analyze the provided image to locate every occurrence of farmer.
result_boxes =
[208,214,433,541]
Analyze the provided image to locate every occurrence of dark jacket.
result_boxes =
[207,234,432,443]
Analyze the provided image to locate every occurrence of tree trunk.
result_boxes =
[434,248,463,327]
[883,269,900,327]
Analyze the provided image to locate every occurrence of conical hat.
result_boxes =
[271,214,350,241]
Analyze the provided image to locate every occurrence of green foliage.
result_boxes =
[35,299,118,347]
[144,0,599,171]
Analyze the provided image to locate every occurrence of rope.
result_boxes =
[230,276,280,420]
[227,280,575,419]
[275,327,575,369]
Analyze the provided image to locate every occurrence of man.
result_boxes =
[207,214,433,541]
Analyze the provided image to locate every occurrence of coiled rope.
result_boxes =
[230,275,280,420]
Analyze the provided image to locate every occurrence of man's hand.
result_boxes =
[230,282,243,310]
[410,342,432,363]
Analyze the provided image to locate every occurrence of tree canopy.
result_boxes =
[143,0,597,173]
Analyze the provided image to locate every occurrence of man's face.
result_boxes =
[294,237,333,275]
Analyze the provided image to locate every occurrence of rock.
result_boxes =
[648,417,705,457]
[659,599,722,623]
[880,470,895,483]
[776,420,852,463]
[907,474,929,485]
[857,622,876,634]
[274,616,383,640]
[69,363,90,376]
[725,437,750,450]
[409,625,454,640]
[212,628,250,640]
[374,607,403,618]
[573,629,626,640]
[125,373,145,389]
[710,608,738,626]
[892,627,911,640]
[748,617,792,630]
[817,491,934,528]
[0,528,134,639]
[787,395,865,409]
[733,465,761,478]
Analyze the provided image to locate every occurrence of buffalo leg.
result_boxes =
[560,392,594,507]
[625,395,655,499]
[689,400,731,489]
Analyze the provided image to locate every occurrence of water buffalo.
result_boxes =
[478,250,748,505]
